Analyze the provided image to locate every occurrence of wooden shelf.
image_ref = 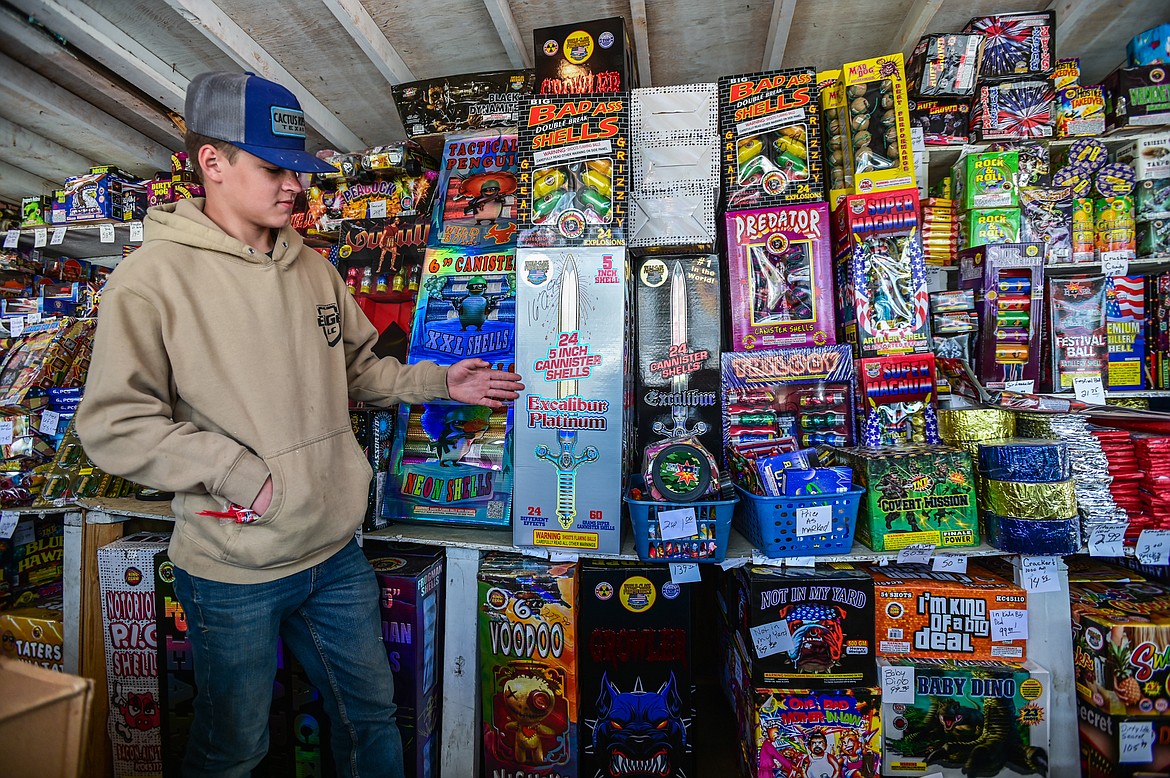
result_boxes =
[76,495,175,523]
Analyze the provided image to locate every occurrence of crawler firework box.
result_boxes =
[514,248,629,554]
[634,255,723,459]
[718,67,823,210]
[478,554,578,778]
[534,17,638,95]
[724,204,835,350]
[1048,274,1108,392]
[517,95,629,248]
[578,561,694,778]
[831,446,978,552]
[881,658,1051,777]
[0,595,62,672]
[368,550,444,778]
[392,70,534,143]
[430,131,521,251]
[855,353,941,447]
[841,53,916,196]
[1079,700,1170,778]
[99,533,170,778]
[727,564,876,689]
[867,562,1027,661]
[1107,275,1147,390]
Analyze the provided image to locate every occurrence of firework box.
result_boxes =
[1079,700,1170,778]
[578,561,694,778]
[353,408,395,533]
[964,12,1055,81]
[725,204,835,350]
[0,594,62,672]
[1101,65,1170,130]
[633,255,723,459]
[1071,592,1170,717]
[514,248,629,554]
[1048,274,1108,392]
[908,98,971,145]
[367,549,444,778]
[961,208,1021,248]
[1019,188,1073,263]
[1118,133,1170,182]
[337,215,431,278]
[718,67,822,209]
[479,553,578,778]
[906,33,983,98]
[855,353,941,447]
[392,70,534,145]
[881,657,1051,777]
[517,95,629,248]
[952,152,1019,210]
[831,446,979,552]
[1139,218,1170,257]
[428,131,521,251]
[1056,86,1107,138]
[533,17,638,95]
[819,69,854,209]
[0,657,93,778]
[1107,275,1147,390]
[840,53,916,196]
[970,80,1056,142]
[0,514,63,611]
[99,533,170,778]
[1135,178,1170,220]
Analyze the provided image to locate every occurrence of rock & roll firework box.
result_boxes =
[392,70,534,143]
[367,548,444,778]
[514,248,629,555]
[578,561,694,778]
[868,562,1027,662]
[430,131,521,251]
[855,353,941,447]
[726,564,876,689]
[99,533,170,777]
[0,595,63,672]
[479,554,578,778]
[881,658,1052,777]
[634,255,723,458]
[1078,699,1170,778]
[724,204,835,350]
[533,17,638,95]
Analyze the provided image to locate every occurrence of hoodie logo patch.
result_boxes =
[316,304,341,347]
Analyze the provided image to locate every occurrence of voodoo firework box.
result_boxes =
[517,95,629,248]
[881,658,1051,778]
[479,554,579,778]
[868,562,1027,661]
[856,353,941,447]
[634,255,723,459]
[717,67,823,210]
[1079,699,1170,778]
[430,131,521,251]
[1048,274,1108,392]
[337,215,431,277]
[578,561,694,778]
[832,445,978,551]
[724,204,835,351]
[1107,275,1146,390]
[534,17,638,95]
[514,248,629,554]
[727,564,876,689]
[392,70,534,141]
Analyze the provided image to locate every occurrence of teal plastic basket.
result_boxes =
[625,479,737,563]
[733,485,863,558]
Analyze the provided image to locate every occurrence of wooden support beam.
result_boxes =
[1048,0,1097,43]
[79,520,126,778]
[320,0,415,85]
[0,159,58,200]
[440,547,481,776]
[628,0,652,87]
[761,0,798,71]
[159,0,365,151]
[896,0,945,59]
[482,0,532,69]
[0,114,97,182]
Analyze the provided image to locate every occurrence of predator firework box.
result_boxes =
[964,11,1055,80]
[831,446,979,551]
[727,564,876,688]
[514,248,630,555]
[534,17,638,95]
[856,353,941,446]
[517,95,629,248]
[867,561,1027,661]
[718,67,822,210]
[479,553,578,778]
[724,204,835,350]
[368,549,445,778]
[578,561,694,778]
[634,255,723,459]
[881,658,1051,777]
[1079,699,1170,778]
[392,70,534,143]
[1107,275,1147,390]
[840,53,916,196]
[0,595,63,672]
[430,131,521,251]
[1047,274,1108,392]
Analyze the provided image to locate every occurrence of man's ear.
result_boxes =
[198,143,227,184]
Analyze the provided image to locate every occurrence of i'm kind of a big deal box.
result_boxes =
[514,247,629,554]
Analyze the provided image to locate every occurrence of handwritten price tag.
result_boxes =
[0,420,13,446]
[3,229,18,248]
[897,545,934,565]
[1019,556,1061,593]
[549,552,578,563]
[795,504,832,537]
[39,410,60,436]
[1102,252,1130,278]
[749,618,794,659]
[881,665,916,704]
[129,221,144,242]
[932,553,968,573]
[658,507,698,540]
[784,556,816,568]
[1004,380,1035,395]
[669,563,702,584]
[50,226,66,245]
[1073,375,1107,405]
[1136,530,1170,566]
[1089,526,1126,557]
[1120,720,1155,763]
[25,311,39,325]
[991,609,1028,641]
[719,557,748,571]
[7,317,22,338]
[33,228,47,248]
[0,510,18,540]
[368,199,388,219]
[99,223,115,243]
[926,265,948,293]
[751,553,784,568]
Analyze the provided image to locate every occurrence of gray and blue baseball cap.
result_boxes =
[185,71,336,174]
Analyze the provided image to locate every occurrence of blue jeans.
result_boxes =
[172,539,405,778]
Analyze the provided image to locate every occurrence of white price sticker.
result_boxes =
[784,556,816,568]
[926,265,949,293]
[520,547,549,559]
[353,526,363,546]
[669,563,702,584]
[0,510,18,540]
[658,507,698,540]
[99,223,115,243]
[1004,380,1035,395]
[719,557,748,571]
[25,311,39,325]
[1120,720,1155,763]
[50,226,66,245]
[991,609,1029,641]
[368,199,388,219]
[1073,375,1107,405]
[879,556,890,566]
[3,229,18,248]
[749,618,794,658]
[1019,556,1061,592]
[549,552,578,563]
[39,410,60,436]
[795,504,832,537]
[897,545,934,565]
[129,221,144,242]
[1102,253,1130,277]
[1137,530,1170,566]
[0,420,11,445]
[881,665,916,704]
[7,317,22,338]
[1089,526,1126,557]
[33,228,47,248]
[751,553,785,568]
[932,553,968,573]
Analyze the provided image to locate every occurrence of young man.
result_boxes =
[77,72,523,778]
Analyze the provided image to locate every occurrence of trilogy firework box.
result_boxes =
[840,53,916,196]
[0,594,63,672]
[514,248,629,554]
[727,564,876,688]
[578,561,694,778]
[368,548,444,778]
[634,255,723,459]
[534,17,638,95]
[718,67,822,210]
[99,533,170,777]
[479,553,578,778]
[832,446,978,551]
[724,204,835,350]
[392,70,534,142]
[881,658,1051,777]
[1107,275,1147,390]
[1048,274,1108,392]
[517,95,629,248]
[867,562,1027,661]
[1079,699,1170,778]
[430,131,521,251]
[856,353,941,446]
[959,242,1046,391]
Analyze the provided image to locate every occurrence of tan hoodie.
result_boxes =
[76,199,449,584]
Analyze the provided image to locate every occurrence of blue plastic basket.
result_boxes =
[625,479,737,563]
[733,485,864,558]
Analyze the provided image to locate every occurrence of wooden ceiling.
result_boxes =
[1,0,1167,202]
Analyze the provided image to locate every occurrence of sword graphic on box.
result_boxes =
[653,260,707,439]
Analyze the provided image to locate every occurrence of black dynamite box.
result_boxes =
[533,17,639,95]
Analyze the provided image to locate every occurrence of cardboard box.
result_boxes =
[962,208,1022,248]
[964,11,1055,80]
[1079,699,1170,777]
[351,407,395,533]
[1102,65,1170,130]
[62,171,141,222]
[882,658,1051,777]
[841,53,916,195]
[392,70,534,142]
[1048,274,1108,392]
[952,152,1019,211]
[429,131,521,251]
[908,98,972,146]
[819,70,853,208]
[856,353,941,446]
[906,34,982,98]
[0,657,93,778]
[513,248,629,554]
[533,17,638,95]
[969,80,1056,142]
[578,561,694,778]
[1119,133,1170,182]
[1107,275,1147,390]
[1019,188,1073,263]
[0,596,63,672]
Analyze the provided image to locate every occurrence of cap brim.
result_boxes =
[235,142,338,174]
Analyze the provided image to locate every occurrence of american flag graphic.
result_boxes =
[1107,275,1145,320]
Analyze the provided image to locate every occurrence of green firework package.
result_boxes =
[831,445,978,551]
[881,658,1051,777]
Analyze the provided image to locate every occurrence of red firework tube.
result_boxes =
[994,328,1030,343]
[799,390,847,407]
[997,295,1031,311]
[727,403,772,416]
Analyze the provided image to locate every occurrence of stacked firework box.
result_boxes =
[976,439,1080,554]
[965,12,1056,143]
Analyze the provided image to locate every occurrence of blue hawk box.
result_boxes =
[1107,275,1146,390]
[430,130,521,251]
